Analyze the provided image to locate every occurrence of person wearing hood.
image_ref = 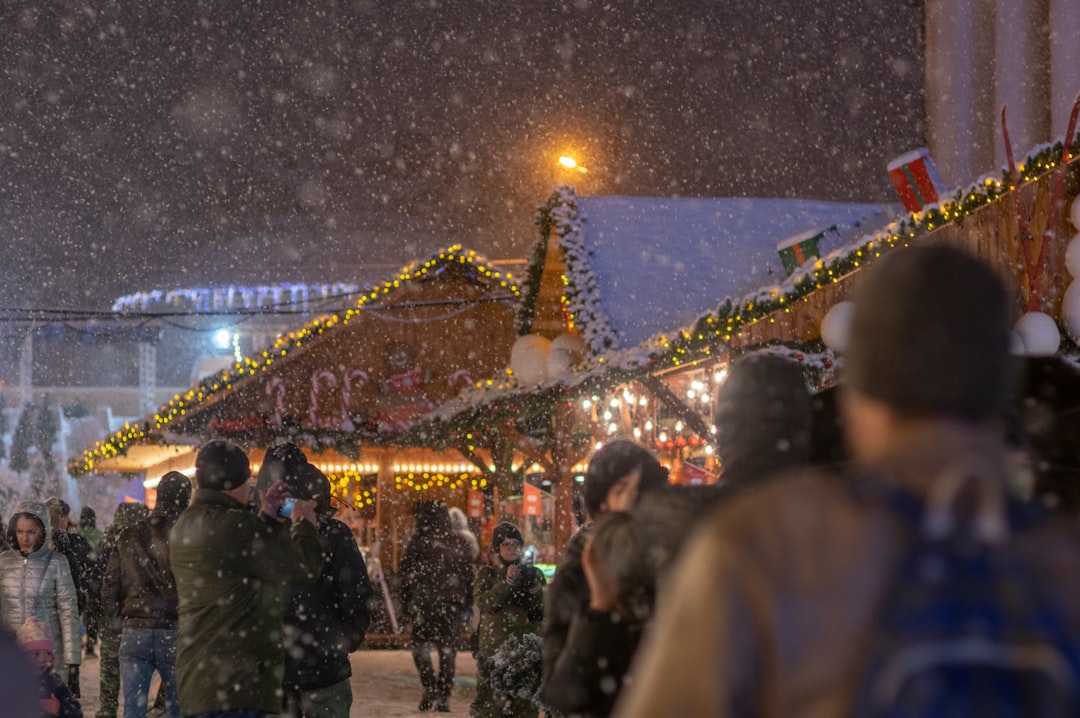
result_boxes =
[101,472,192,718]
[0,500,81,684]
[400,500,475,712]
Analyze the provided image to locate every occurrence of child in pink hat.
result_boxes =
[16,617,82,718]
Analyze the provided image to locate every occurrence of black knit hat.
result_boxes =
[583,440,669,517]
[491,522,523,551]
[79,506,96,528]
[195,439,251,490]
[714,353,812,479]
[255,442,309,496]
[297,463,333,516]
[845,244,1012,421]
[156,471,193,512]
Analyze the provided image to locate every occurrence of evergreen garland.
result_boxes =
[545,186,620,353]
[69,136,1080,476]
[514,234,549,336]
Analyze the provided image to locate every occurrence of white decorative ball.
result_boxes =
[509,334,552,385]
[547,348,575,377]
[549,333,587,360]
[547,334,587,378]
[1013,311,1060,356]
[820,301,856,353]
[1062,281,1080,344]
[1066,234,1080,278]
[1009,330,1026,356]
[1072,194,1080,231]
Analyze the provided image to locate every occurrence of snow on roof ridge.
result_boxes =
[540,187,894,354]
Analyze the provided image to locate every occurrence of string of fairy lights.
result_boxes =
[71,246,520,476]
[149,458,591,514]
[73,137,1079,480]
[640,138,1079,369]
[399,138,1079,451]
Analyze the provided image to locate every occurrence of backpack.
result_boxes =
[852,465,1080,718]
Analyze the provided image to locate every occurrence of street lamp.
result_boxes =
[558,156,589,173]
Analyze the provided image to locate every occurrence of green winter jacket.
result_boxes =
[474,561,545,657]
[170,489,323,715]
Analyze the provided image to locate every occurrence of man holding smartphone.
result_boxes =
[170,439,324,718]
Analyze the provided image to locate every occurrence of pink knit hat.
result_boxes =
[16,617,53,653]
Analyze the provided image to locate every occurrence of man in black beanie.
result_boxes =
[615,244,1080,717]
[170,439,324,717]
[101,471,192,718]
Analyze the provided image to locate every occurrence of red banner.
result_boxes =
[523,483,542,517]
[467,489,484,518]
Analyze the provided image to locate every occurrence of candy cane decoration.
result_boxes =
[265,377,286,429]
[342,369,369,426]
[309,369,338,428]
[447,368,473,391]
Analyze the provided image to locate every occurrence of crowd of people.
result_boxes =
[2,243,1080,717]
[0,438,377,718]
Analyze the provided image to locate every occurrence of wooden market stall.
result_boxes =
[412,188,898,550]
[413,134,1080,551]
[73,136,1080,559]
[72,245,524,567]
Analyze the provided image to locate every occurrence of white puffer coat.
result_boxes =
[0,500,81,677]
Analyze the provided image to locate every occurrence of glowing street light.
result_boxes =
[558,156,589,173]
[212,328,234,350]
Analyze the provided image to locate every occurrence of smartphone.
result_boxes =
[278,497,297,518]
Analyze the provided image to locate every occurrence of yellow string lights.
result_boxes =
[72,246,519,476]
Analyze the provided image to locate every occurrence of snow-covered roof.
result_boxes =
[541,188,899,352]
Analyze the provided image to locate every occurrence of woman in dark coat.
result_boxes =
[541,440,668,696]
[541,511,652,717]
[400,500,475,712]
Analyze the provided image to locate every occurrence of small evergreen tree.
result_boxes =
[29,455,60,500]
[0,392,8,461]
[8,402,36,476]
[35,394,59,475]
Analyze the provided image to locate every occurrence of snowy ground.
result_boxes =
[76,647,488,717]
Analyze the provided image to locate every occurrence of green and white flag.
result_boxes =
[777,226,833,275]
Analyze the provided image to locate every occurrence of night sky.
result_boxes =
[0,0,925,310]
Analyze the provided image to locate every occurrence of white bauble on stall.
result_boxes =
[509,334,552,385]
[1065,234,1080,278]
[1009,330,1027,356]
[820,301,855,353]
[1062,281,1080,344]
[1071,194,1080,231]
[547,334,587,377]
[1013,311,1061,356]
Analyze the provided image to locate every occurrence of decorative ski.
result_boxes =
[1000,105,1035,292]
[1028,92,1080,312]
